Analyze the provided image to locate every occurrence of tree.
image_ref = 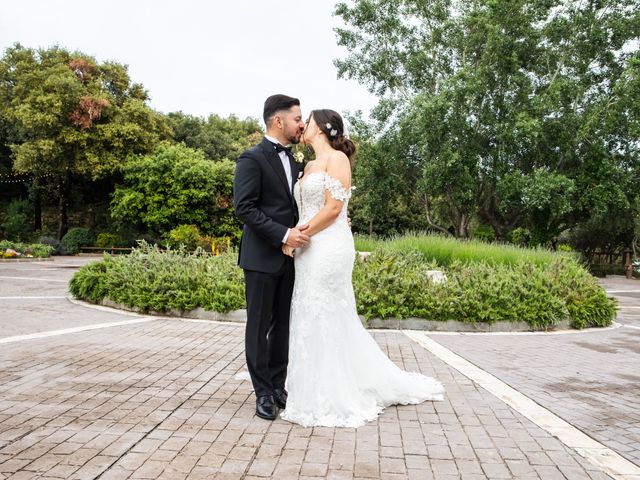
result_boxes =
[335,0,640,244]
[0,44,169,238]
[346,112,428,235]
[166,112,262,161]
[110,142,239,239]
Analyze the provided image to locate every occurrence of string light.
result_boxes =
[0,172,56,184]
[0,172,55,178]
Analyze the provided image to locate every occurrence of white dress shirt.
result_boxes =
[264,135,293,244]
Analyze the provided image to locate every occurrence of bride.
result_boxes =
[280,109,444,428]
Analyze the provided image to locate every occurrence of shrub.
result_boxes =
[61,227,94,254]
[473,225,496,242]
[197,235,233,255]
[68,261,109,303]
[95,233,119,248]
[508,227,532,247]
[69,238,616,329]
[166,224,200,250]
[0,240,54,258]
[69,242,245,313]
[351,250,614,328]
[25,243,56,258]
[164,226,233,254]
[39,236,63,255]
[0,199,33,242]
[110,143,240,238]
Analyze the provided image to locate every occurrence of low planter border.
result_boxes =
[0,257,54,262]
[98,297,575,332]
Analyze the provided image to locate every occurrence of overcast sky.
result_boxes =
[0,0,378,123]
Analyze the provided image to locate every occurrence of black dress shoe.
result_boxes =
[273,388,287,409]
[256,395,277,420]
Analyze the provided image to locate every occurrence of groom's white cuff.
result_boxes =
[282,228,290,245]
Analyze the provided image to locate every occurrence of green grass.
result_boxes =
[354,233,574,267]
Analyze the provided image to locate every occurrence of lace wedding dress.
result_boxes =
[281,172,444,428]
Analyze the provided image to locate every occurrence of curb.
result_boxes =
[0,257,54,262]
[68,297,617,334]
[100,298,246,323]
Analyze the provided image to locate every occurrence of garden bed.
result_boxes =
[0,240,55,259]
[69,238,617,330]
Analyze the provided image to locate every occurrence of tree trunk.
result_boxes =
[57,171,71,240]
[368,219,373,236]
[479,195,520,242]
[445,198,471,239]
[421,194,452,237]
[33,179,42,232]
[454,213,470,239]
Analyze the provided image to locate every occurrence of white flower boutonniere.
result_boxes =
[294,151,305,163]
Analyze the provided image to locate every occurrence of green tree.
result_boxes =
[166,112,262,161]
[335,0,640,244]
[0,198,32,241]
[346,112,427,235]
[0,44,169,238]
[111,142,239,239]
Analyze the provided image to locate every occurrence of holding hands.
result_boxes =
[283,224,309,257]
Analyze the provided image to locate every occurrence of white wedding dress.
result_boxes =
[281,172,444,428]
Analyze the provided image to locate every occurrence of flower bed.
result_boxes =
[0,240,55,258]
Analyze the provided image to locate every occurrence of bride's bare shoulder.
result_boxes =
[327,150,350,168]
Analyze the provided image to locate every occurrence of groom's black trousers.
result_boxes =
[243,257,294,398]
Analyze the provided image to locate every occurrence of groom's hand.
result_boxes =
[285,224,309,248]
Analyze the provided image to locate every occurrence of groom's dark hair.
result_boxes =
[263,94,300,126]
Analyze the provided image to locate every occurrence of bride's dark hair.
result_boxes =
[311,109,356,160]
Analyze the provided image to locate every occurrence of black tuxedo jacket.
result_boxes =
[233,137,303,273]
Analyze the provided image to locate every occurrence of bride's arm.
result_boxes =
[302,152,351,237]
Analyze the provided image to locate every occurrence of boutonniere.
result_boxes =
[293,151,305,163]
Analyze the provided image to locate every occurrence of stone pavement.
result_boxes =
[429,319,640,467]
[0,259,638,479]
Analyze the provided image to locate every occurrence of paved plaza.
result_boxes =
[0,258,639,479]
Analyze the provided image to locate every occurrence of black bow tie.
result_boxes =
[273,143,292,155]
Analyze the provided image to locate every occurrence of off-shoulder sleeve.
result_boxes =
[324,174,353,201]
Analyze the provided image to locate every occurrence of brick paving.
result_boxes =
[429,277,640,470]
[0,322,610,480]
[1,260,636,479]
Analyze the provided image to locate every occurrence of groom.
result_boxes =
[233,94,309,420]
